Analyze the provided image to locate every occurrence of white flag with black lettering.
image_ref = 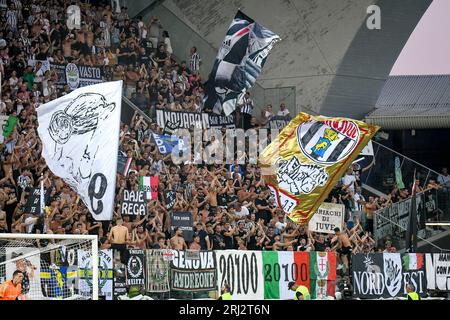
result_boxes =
[37,81,122,220]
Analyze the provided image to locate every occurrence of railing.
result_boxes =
[374,185,450,251]
[363,140,442,195]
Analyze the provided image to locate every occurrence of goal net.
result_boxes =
[0,234,98,300]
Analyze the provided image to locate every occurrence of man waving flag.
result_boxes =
[203,10,281,116]
[36,81,123,220]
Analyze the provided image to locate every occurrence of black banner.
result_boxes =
[170,250,216,291]
[126,249,146,287]
[121,190,147,216]
[170,212,194,242]
[165,191,176,210]
[352,253,427,299]
[24,188,50,215]
[266,116,291,130]
[51,62,104,90]
[156,108,235,130]
[113,250,127,299]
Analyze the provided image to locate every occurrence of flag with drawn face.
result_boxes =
[258,112,379,225]
[203,10,281,116]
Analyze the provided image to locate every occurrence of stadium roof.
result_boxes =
[365,75,450,129]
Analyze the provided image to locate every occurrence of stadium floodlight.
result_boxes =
[0,233,98,300]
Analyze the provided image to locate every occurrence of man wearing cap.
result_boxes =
[288,282,310,300]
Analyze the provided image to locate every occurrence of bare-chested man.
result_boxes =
[170,227,187,250]
[109,219,129,263]
[332,227,352,272]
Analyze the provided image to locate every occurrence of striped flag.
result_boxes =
[139,176,158,200]
[122,157,132,177]
[262,251,336,299]
[402,253,424,270]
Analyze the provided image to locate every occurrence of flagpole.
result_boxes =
[40,173,45,217]
[405,169,418,252]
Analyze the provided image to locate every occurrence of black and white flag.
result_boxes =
[37,81,123,220]
[203,10,281,116]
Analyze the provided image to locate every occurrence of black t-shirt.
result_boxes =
[227,194,238,204]
[255,198,271,224]
[222,230,234,250]
[217,192,228,207]
[117,46,130,65]
[314,240,329,252]
[197,230,209,250]
[211,233,225,250]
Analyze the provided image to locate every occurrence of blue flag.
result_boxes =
[151,133,188,156]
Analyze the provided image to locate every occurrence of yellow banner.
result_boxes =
[258,112,379,225]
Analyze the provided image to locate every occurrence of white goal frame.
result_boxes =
[0,233,99,300]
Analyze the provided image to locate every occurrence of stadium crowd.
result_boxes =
[1,0,449,279]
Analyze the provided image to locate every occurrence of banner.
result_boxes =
[426,253,450,291]
[126,249,146,287]
[156,108,207,130]
[121,190,148,216]
[259,112,379,225]
[170,250,216,291]
[352,253,427,299]
[50,62,104,90]
[208,113,235,129]
[24,188,50,215]
[139,176,158,200]
[78,249,113,300]
[215,250,264,300]
[37,81,122,220]
[170,212,194,242]
[262,251,336,300]
[307,202,345,234]
[374,193,427,247]
[113,250,127,299]
[266,116,291,130]
[203,10,281,116]
[146,250,170,293]
[165,191,176,210]
[156,108,235,130]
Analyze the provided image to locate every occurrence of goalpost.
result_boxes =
[0,233,98,300]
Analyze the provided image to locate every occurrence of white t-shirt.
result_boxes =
[277,109,290,117]
[235,206,249,218]
[342,174,356,193]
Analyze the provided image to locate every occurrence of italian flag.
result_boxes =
[402,253,424,270]
[262,251,336,300]
[139,176,159,200]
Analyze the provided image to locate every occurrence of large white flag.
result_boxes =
[37,81,122,220]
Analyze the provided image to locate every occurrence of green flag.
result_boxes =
[394,156,405,189]
[2,115,18,138]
